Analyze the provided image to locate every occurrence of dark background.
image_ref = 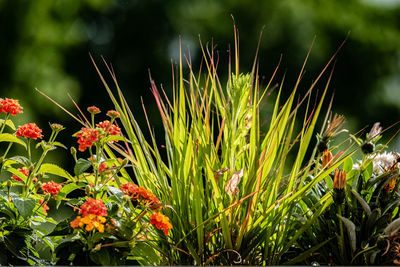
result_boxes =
[1,0,400,167]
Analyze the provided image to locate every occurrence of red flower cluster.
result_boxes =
[0,98,23,116]
[41,181,62,198]
[150,213,172,236]
[11,167,29,182]
[97,120,121,136]
[99,162,108,173]
[75,128,101,152]
[87,106,101,114]
[120,183,160,209]
[39,199,50,216]
[16,123,43,140]
[78,198,107,217]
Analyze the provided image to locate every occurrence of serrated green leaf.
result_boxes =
[0,133,26,148]
[12,196,36,218]
[56,182,86,208]
[38,163,73,179]
[338,215,357,253]
[74,158,92,176]
[0,119,16,130]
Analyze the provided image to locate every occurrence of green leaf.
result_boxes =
[343,157,353,173]
[0,133,26,148]
[283,238,332,265]
[102,135,130,144]
[0,119,16,130]
[56,182,86,208]
[384,218,400,235]
[128,242,160,265]
[338,215,357,253]
[351,189,371,216]
[363,161,373,182]
[52,141,67,149]
[38,163,73,179]
[12,196,36,218]
[74,158,92,176]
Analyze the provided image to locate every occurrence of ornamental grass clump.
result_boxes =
[81,29,362,265]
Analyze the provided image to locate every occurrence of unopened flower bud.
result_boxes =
[85,185,92,195]
[107,110,120,119]
[361,142,374,155]
[322,150,333,168]
[70,147,77,161]
[333,169,346,204]
[87,106,101,115]
[6,180,12,189]
[50,123,65,132]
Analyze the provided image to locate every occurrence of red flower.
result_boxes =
[39,199,50,216]
[87,106,101,114]
[96,120,121,136]
[41,181,62,197]
[150,213,172,236]
[99,162,108,173]
[0,98,23,116]
[16,123,43,140]
[121,183,160,209]
[11,167,29,182]
[106,110,120,119]
[75,128,101,152]
[78,198,107,217]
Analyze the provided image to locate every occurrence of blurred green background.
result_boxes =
[1,0,400,166]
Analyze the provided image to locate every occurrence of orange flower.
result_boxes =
[87,106,101,115]
[0,98,23,116]
[78,198,107,217]
[11,167,29,182]
[16,123,43,140]
[39,199,50,216]
[121,183,160,209]
[97,120,121,136]
[41,181,62,198]
[150,212,172,236]
[75,128,101,152]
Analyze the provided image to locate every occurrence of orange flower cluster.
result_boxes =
[0,98,23,116]
[41,181,62,198]
[150,213,172,236]
[39,199,50,216]
[79,198,107,217]
[70,214,107,233]
[11,167,29,182]
[97,120,121,136]
[120,183,160,209]
[75,128,101,152]
[16,123,43,140]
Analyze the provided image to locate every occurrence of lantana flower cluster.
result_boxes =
[70,198,108,233]
[121,182,172,235]
[0,98,23,116]
[74,107,121,152]
[41,181,62,198]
